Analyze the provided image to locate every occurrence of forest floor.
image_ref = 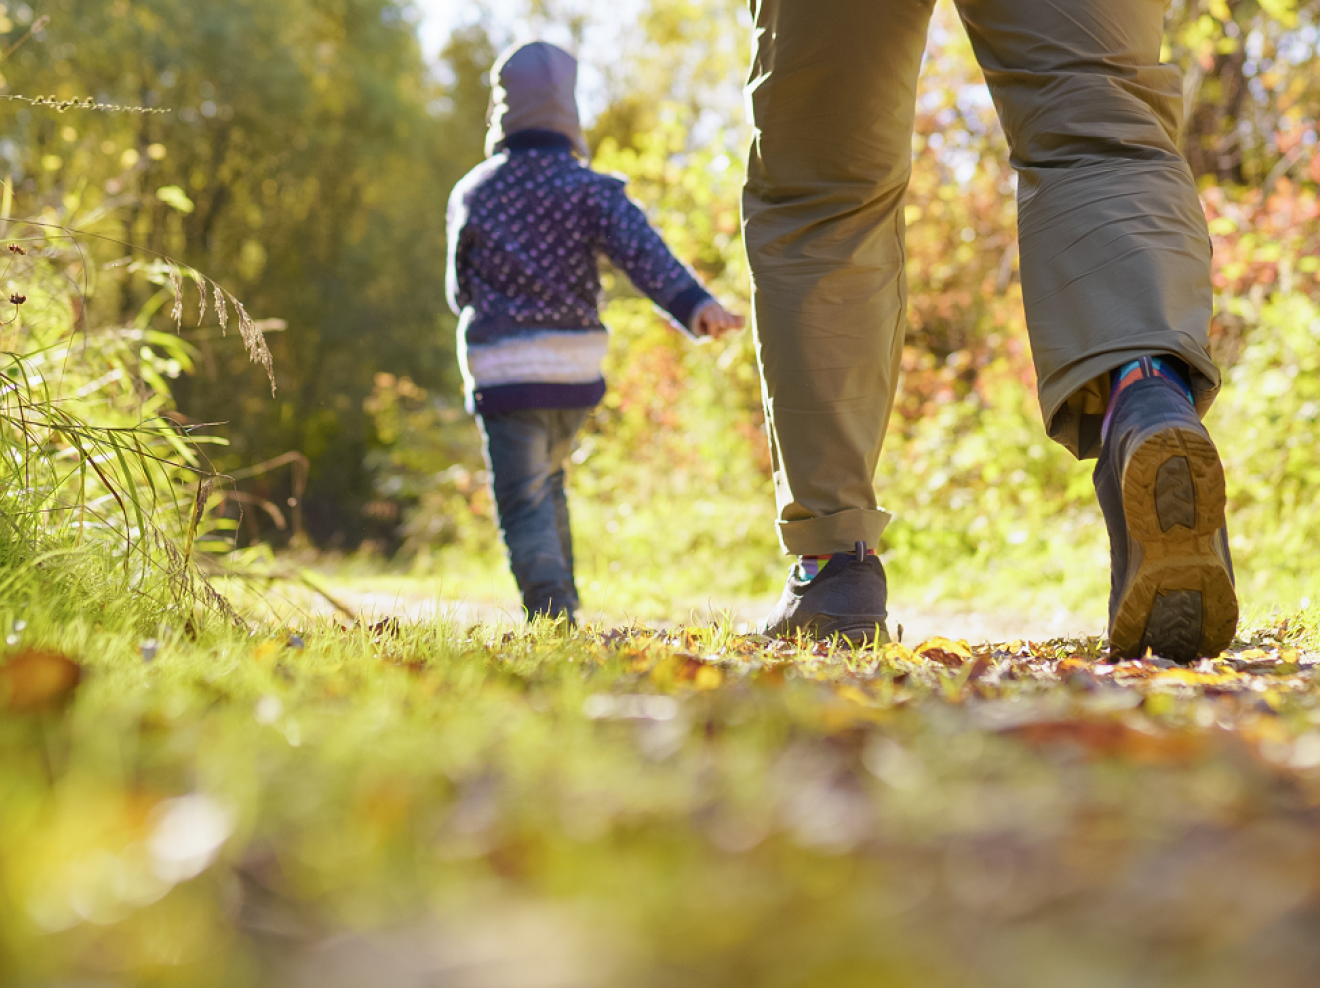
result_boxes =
[6,564,1320,986]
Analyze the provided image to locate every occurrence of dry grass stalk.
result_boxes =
[167,265,184,333]
[212,280,228,333]
[233,299,275,395]
[190,268,207,326]
[183,474,216,568]
[147,523,246,630]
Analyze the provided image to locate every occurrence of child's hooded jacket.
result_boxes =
[446,41,713,415]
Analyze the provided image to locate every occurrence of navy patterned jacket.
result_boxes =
[446,130,713,415]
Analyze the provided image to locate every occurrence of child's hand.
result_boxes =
[690,300,746,339]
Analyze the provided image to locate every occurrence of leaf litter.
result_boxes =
[9,615,1320,986]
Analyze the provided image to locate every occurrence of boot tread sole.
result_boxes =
[1111,426,1237,663]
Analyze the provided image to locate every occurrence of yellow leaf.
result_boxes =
[1150,667,1242,688]
[915,637,972,667]
[877,643,913,664]
[693,665,723,691]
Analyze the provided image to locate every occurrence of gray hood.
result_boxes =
[485,41,589,159]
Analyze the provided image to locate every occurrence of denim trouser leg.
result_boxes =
[479,407,590,618]
[549,467,577,602]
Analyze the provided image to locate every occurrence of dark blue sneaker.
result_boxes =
[1094,375,1237,662]
[759,542,889,646]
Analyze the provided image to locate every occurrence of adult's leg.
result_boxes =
[479,409,578,618]
[744,0,938,556]
[957,0,1236,658]
[955,0,1218,458]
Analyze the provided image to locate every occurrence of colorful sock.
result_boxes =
[1101,355,1194,443]
[797,545,877,582]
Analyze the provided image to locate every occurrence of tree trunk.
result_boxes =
[1184,7,1250,184]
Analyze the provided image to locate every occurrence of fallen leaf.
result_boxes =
[368,617,403,637]
[1057,657,1100,690]
[0,648,83,712]
[876,643,914,664]
[915,637,973,667]
[1150,667,1244,688]
[693,664,724,691]
[672,653,707,682]
[1002,717,1205,764]
[650,653,710,690]
[964,653,995,680]
[1233,650,1282,671]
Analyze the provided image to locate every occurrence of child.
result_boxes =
[446,40,743,624]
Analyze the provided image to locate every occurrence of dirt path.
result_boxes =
[309,585,1100,646]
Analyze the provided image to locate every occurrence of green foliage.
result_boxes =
[1211,291,1320,603]
[0,216,244,619]
[0,0,493,540]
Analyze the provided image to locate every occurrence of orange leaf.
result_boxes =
[1002,718,1205,764]
[671,653,706,683]
[0,648,83,712]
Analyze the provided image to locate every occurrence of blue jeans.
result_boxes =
[479,408,591,619]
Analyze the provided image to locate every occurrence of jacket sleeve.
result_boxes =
[597,178,713,335]
[445,182,473,316]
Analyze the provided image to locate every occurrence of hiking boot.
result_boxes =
[759,542,889,646]
[1094,374,1237,663]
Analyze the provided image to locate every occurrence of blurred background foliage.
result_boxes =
[1,0,1317,618]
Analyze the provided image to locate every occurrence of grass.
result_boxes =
[5,546,1320,987]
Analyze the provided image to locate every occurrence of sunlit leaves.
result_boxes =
[154,185,195,214]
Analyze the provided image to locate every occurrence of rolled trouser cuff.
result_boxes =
[1041,338,1221,461]
[1018,160,1217,460]
[777,507,892,557]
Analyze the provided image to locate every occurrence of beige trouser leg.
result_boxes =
[744,0,1219,557]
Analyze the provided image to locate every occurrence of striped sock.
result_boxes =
[798,547,877,582]
[1101,355,1193,443]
